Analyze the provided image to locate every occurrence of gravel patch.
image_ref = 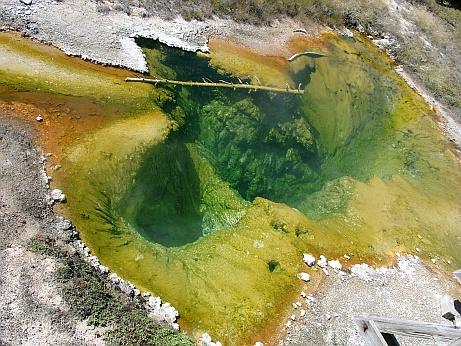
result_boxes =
[0,118,104,346]
[279,255,461,346]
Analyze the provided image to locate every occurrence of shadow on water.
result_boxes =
[119,141,204,247]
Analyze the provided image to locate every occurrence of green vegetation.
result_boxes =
[28,236,193,346]
[197,97,320,202]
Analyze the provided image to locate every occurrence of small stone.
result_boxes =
[298,272,310,282]
[253,240,264,249]
[36,115,43,122]
[295,301,302,307]
[322,268,329,276]
[343,28,354,38]
[300,309,306,317]
[98,265,109,274]
[56,219,72,231]
[344,254,351,260]
[328,259,342,271]
[303,253,316,267]
[146,296,161,310]
[415,247,421,253]
[201,333,212,343]
[172,323,180,331]
[254,342,264,346]
[292,303,298,309]
[326,313,331,320]
[109,273,120,284]
[431,258,437,264]
[317,255,328,268]
[119,281,133,295]
[50,188,66,202]
[20,0,32,5]
[300,291,306,298]
[290,315,296,321]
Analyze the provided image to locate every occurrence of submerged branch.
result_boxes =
[288,51,327,62]
[125,77,305,95]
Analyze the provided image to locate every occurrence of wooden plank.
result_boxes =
[354,318,388,346]
[355,315,461,342]
[125,77,305,95]
[448,337,461,346]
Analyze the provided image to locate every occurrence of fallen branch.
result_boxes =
[288,51,327,62]
[125,77,304,95]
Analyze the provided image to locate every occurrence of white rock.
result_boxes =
[172,323,180,331]
[300,309,306,317]
[161,303,179,323]
[98,265,109,274]
[146,296,161,311]
[343,254,351,260]
[50,188,66,202]
[290,314,296,321]
[343,28,354,38]
[201,333,212,344]
[295,301,302,307]
[20,0,32,5]
[300,291,306,298]
[36,115,43,122]
[328,259,342,271]
[109,273,120,284]
[292,303,298,309]
[298,272,310,282]
[350,263,374,282]
[317,255,328,268]
[326,313,331,320]
[56,219,72,230]
[119,281,134,295]
[201,333,222,346]
[415,247,421,253]
[254,342,264,346]
[303,253,316,267]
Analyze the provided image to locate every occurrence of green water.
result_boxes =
[1,32,460,345]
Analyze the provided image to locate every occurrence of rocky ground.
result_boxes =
[279,255,461,345]
[0,0,318,72]
[0,117,105,345]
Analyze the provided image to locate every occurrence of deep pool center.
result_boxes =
[1,31,460,345]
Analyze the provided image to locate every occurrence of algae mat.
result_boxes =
[1,31,460,345]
